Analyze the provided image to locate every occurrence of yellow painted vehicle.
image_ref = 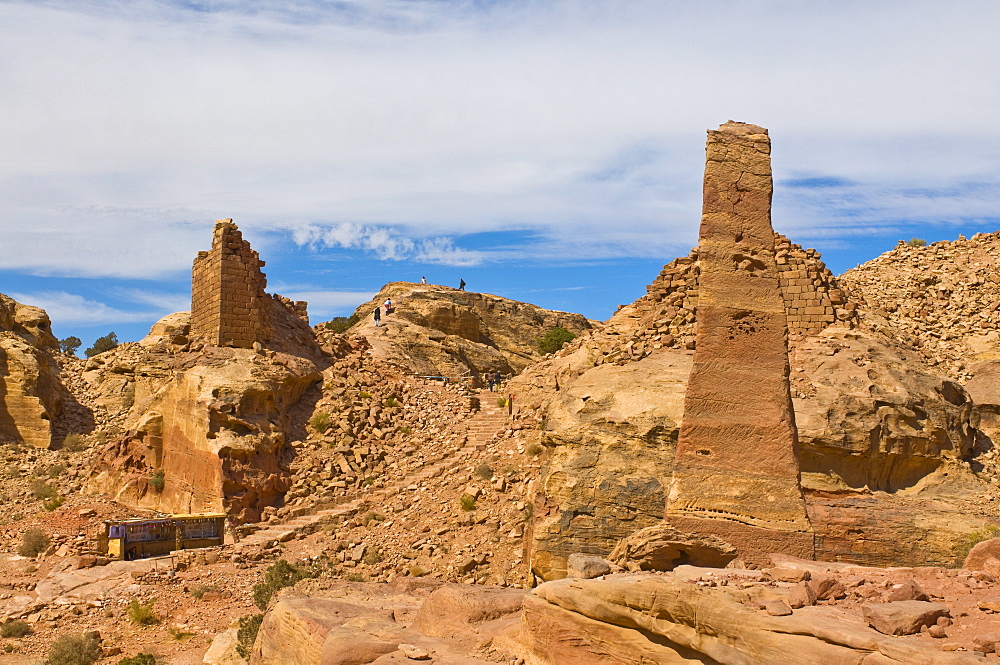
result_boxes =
[104,514,226,560]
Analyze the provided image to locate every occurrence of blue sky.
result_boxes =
[2,0,999,349]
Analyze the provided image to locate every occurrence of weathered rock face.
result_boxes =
[344,282,592,383]
[515,573,981,665]
[86,345,321,521]
[792,329,978,494]
[607,523,737,572]
[528,350,691,580]
[250,581,524,665]
[665,121,812,563]
[87,221,327,521]
[0,293,62,448]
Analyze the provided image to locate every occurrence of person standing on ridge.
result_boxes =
[421,275,427,284]
[384,297,392,314]
[373,305,381,327]
[459,278,466,291]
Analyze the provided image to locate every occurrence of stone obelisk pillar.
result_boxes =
[665,121,814,563]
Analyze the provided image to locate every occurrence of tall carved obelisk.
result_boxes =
[665,121,814,562]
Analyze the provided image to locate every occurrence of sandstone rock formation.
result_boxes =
[341,282,591,384]
[520,124,993,579]
[86,220,327,521]
[607,523,736,572]
[0,293,63,448]
[665,121,813,563]
[515,568,984,664]
[250,581,524,665]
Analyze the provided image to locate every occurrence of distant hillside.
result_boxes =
[839,232,1000,381]
[330,281,593,385]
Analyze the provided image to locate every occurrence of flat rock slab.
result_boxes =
[862,601,951,636]
[516,575,980,665]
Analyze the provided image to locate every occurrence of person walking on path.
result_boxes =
[492,370,502,392]
[459,278,466,291]
[488,373,496,392]
[373,305,381,327]
[384,297,392,314]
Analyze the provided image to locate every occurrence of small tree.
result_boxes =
[905,237,928,247]
[538,327,576,355]
[58,336,82,356]
[235,614,263,660]
[85,332,119,357]
[149,469,165,493]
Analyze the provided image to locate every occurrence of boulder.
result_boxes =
[887,579,930,602]
[607,523,736,572]
[862,601,950,636]
[966,538,1000,577]
[565,554,611,579]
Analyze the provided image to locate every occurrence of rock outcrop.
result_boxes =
[515,571,982,665]
[250,581,524,665]
[665,121,813,563]
[86,220,327,521]
[521,124,991,579]
[341,282,592,384]
[0,293,63,448]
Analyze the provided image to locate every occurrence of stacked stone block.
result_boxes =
[191,219,270,348]
[774,234,856,336]
[563,235,858,368]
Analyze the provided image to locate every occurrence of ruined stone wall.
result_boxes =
[774,234,855,335]
[191,219,269,348]
[598,234,858,367]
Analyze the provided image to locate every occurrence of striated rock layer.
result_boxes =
[0,293,63,448]
[665,121,813,563]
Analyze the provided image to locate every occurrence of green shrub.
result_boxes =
[253,559,312,611]
[235,614,263,660]
[190,584,218,599]
[538,327,576,355]
[459,494,476,511]
[126,598,158,626]
[61,434,88,452]
[85,332,119,358]
[43,494,65,511]
[408,564,428,577]
[309,412,331,433]
[48,634,100,665]
[1,620,30,638]
[398,426,412,435]
[324,314,360,333]
[525,442,543,456]
[31,479,58,500]
[496,397,508,408]
[384,397,399,408]
[168,627,193,640]
[18,528,50,557]
[905,237,928,247]
[362,548,383,565]
[474,463,493,481]
[118,654,156,665]
[148,469,165,493]
[361,511,385,526]
[47,464,67,478]
[955,525,1000,562]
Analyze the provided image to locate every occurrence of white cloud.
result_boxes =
[7,291,161,326]
[278,290,377,320]
[0,0,998,278]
